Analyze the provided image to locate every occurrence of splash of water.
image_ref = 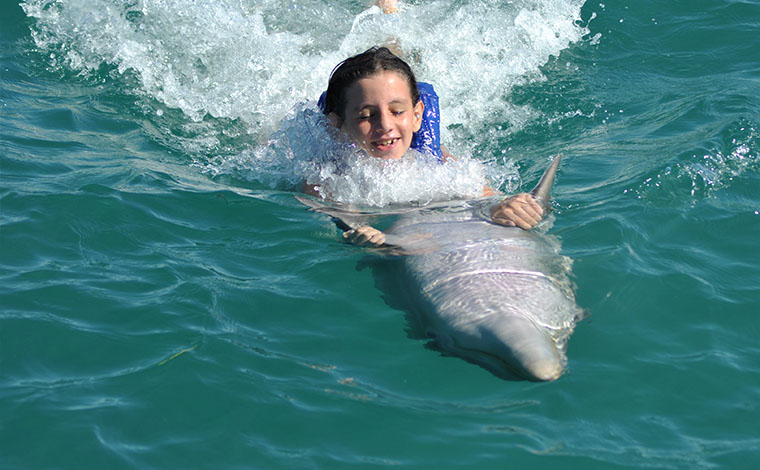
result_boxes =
[200,103,520,206]
[22,0,589,205]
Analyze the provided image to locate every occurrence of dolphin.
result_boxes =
[300,156,583,381]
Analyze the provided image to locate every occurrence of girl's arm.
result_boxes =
[299,184,388,247]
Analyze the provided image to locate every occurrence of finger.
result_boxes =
[343,227,385,246]
[508,211,534,230]
[352,226,371,238]
[369,231,386,246]
[492,217,516,227]
[344,229,367,245]
[514,192,542,206]
[511,203,542,228]
[526,196,544,217]
[490,205,515,227]
[511,195,544,225]
[358,227,378,243]
[515,203,541,224]
[491,202,538,229]
[358,226,377,236]
[491,206,516,225]
[362,227,384,245]
[511,194,543,216]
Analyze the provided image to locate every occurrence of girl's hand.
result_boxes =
[490,193,544,230]
[343,225,387,247]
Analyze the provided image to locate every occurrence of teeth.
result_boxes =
[377,139,397,146]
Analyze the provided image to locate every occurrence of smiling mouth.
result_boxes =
[372,138,399,150]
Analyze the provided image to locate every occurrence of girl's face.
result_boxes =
[337,71,424,160]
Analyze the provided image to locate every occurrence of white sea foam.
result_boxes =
[22,0,588,206]
[200,103,520,206]
[626,122,758,204]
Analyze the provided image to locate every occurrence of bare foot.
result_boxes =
[376,0,398,14]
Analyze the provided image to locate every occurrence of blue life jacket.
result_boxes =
[318,82,443,161]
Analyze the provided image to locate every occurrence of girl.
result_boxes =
[308,46,544,246]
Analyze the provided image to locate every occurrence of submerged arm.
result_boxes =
[296,193,390,248]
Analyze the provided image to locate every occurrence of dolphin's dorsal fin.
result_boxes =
[530,155,562,210]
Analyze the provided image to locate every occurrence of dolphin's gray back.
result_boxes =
[299,156,581,381]
[384,156,581,381]
[387,209,580,381]
[392,216,578,325]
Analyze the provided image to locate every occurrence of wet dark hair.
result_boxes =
[323,46,420,120]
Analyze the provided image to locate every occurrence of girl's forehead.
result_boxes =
[345,71,413,105]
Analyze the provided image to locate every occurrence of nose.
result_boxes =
[375,109,393,133]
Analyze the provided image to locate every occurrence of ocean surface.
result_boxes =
[2,0,759,468]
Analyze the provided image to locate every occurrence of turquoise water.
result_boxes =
[2,0,759,468]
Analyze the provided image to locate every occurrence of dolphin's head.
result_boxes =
[438,316,564,382]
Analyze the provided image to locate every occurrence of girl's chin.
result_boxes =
[373,153,404,160]
[367,147,405,160]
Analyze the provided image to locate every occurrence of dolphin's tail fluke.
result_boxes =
[530,155,562,210]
